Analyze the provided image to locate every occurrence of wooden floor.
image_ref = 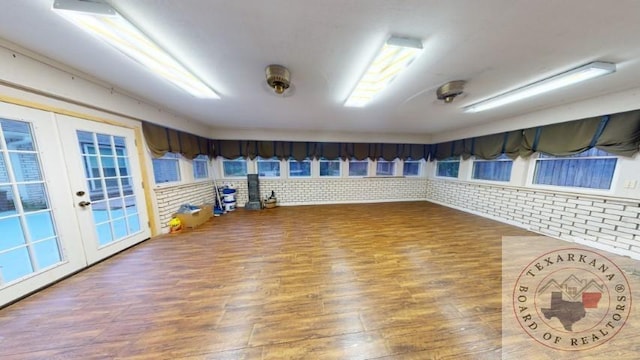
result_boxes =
[0,202,637,359]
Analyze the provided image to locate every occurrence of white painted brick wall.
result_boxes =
[154,181,216,231]
[425,179,640,259]
[223,177,427,206]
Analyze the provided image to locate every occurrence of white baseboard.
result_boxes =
[236,198,429,208]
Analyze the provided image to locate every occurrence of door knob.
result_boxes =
[78,201,92,208]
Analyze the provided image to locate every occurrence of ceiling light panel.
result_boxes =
[344,36,423,107]
[464,61,616,113]
[52,0,219,99]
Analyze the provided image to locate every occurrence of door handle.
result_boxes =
[78,201,92,208]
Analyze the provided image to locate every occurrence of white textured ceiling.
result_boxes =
[1,0,640,138]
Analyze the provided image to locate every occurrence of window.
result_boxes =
[257,157,280,178]
[81,143,126,178]
[472,154,513,182]
[0,119,63,284]
[436,157,460,178]
[152,152,180,183]
[348,159,368,177]
[376,159,395,176]
[320,158,341,177]
[403,160,421,176]
[533,148,617,189]
[79,134,129,194]
[78,132,140,245]
[222,157,247,178]
[193,154,209,180]
[289,159,311,177]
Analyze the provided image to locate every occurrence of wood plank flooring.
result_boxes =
[0,201,638,359]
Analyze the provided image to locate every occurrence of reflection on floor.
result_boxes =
[0,202,638,359]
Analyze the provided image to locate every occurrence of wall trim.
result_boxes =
[243,198,429,208]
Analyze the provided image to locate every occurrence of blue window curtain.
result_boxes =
[472,155,513,181]
[436,157,460,178]
[533,148,617,189]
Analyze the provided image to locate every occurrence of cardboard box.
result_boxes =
[175,204,212,229]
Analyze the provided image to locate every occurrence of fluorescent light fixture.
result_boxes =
[52,0,220,99]
[344,36,423,107]
[464,61,616,113]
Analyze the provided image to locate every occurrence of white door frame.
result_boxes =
[0,103,86,307]
[56,114,151,265]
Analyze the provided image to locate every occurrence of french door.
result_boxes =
[57,115,150,265]
[0,103,150,307]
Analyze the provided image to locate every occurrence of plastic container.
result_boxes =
[223,198,236,212]
[222,188,237,195]
[221,188,237,203]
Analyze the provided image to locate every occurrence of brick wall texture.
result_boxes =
[227,177,427,206]
[154,181,216,231]
[426,178,640,258]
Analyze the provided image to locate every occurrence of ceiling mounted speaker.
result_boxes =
[265,64,291,95]
[436,80,466,103]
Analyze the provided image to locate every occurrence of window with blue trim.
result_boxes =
[436,157,460,178]
[403,160,421,176]
[472,154,513,182]
[192,154,209,180]
[319,158,341,177]
[222,157,247,178]
[348,159,368,177]
[152,152,180,184]
[376,159,395,176]
[257,157,280,178]
[533,148,617,189]
[289,158,311,177]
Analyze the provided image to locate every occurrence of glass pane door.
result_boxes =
[0,102,149,307]
[0,103,88,308]
[57,115,150,265]
[77,131,142,246]
[0,119,62,285]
